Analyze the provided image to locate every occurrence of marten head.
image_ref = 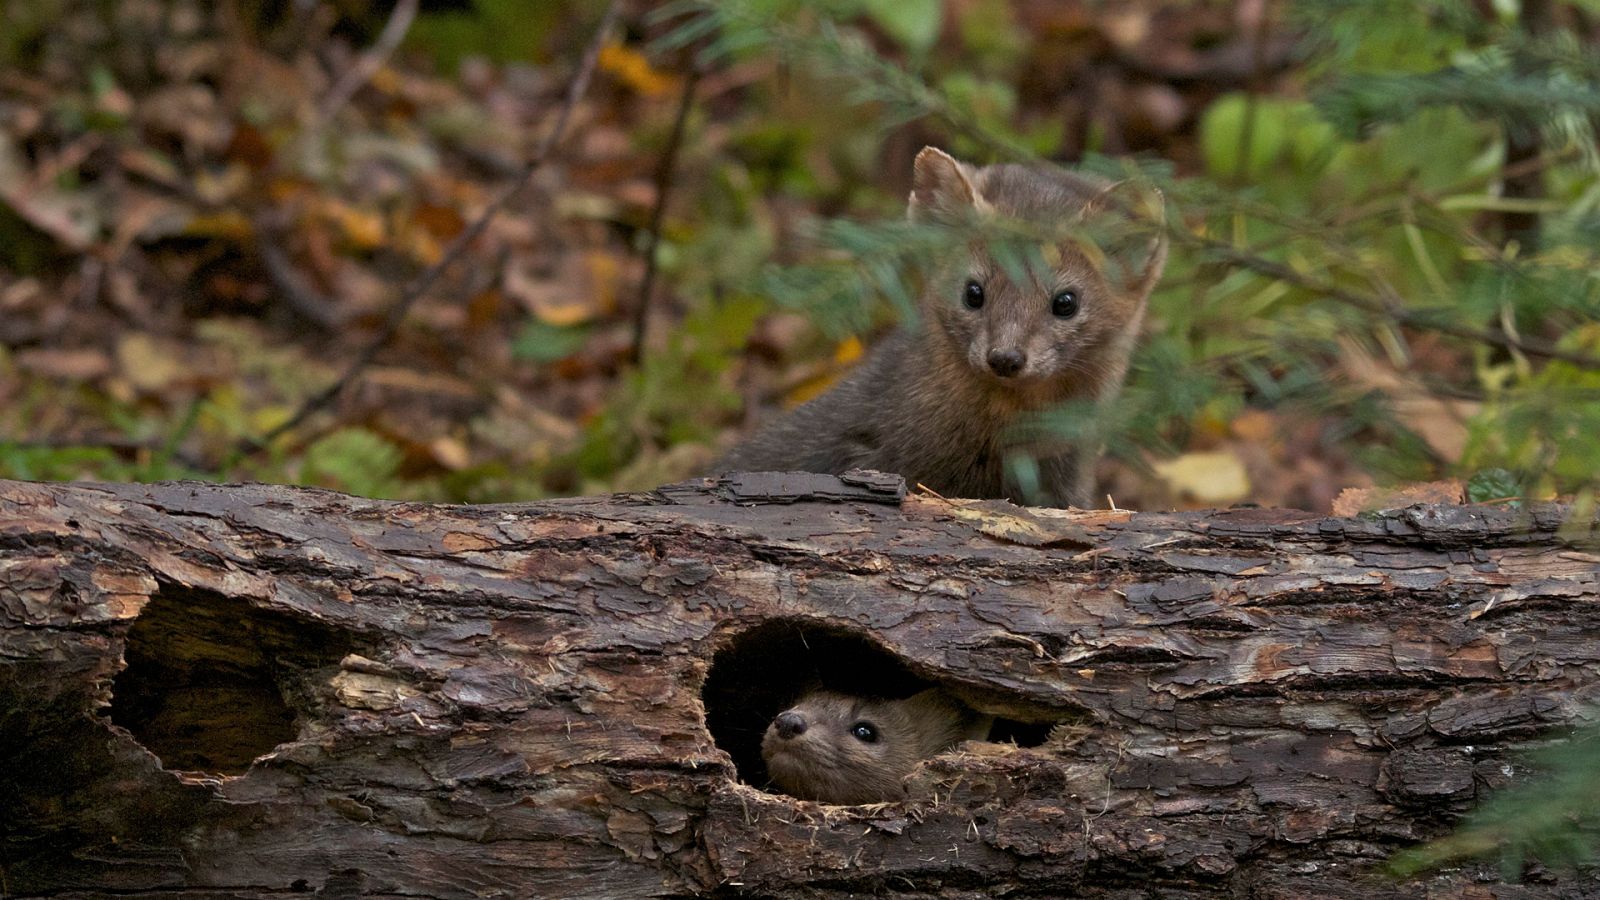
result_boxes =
[760,687,989,805]
[907,147,1167,399]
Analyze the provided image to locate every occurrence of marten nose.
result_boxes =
[774,711,807,740]
[987,348,1025,377]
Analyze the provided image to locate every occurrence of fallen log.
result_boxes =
[2,474,1598,897]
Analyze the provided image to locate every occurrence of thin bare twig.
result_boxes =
[1500,0,1557,248]
[258,239,341,329]
[315,0,420,128]
[246,0,622,453]
[255,212,345,329]
[629,63,703,364]
[1233,0,1275,184]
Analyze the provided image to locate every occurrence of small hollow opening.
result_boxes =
[702,620,1054,792]
[109,583,356,776]
[990,717,1053,747]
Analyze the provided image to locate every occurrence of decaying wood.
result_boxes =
[2,475,1599,898]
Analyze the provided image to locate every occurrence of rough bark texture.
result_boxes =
[3,474,1600,898]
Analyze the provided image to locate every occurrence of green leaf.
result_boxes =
[1466,468,1522,504]
[303,428,403,498]
[861,0,942,54]
[0,443,118,482]
[512,321,592,363]
[1199,93,1289,180]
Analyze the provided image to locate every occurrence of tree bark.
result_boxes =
[2,473,1599,898]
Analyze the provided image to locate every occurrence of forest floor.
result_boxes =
[0,0,1394,510]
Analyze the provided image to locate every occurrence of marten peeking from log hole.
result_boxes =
[107,584,356,776]
[702,620,1053,804]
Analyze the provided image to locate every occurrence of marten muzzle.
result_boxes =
[986,348,1026,377]
[773,710,806,739]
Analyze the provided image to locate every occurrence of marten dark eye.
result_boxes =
[850,721,878,743]
[1051,289,1079,318]
[963,280,985,310]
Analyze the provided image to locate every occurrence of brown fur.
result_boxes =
[717,147,1167,507]
[760,688,992,805]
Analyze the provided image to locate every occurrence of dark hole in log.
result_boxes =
[989,717,1053,746]
[108,583,355,775]
[703,620,1051,792]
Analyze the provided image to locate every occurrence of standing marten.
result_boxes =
[717,147,1167,507]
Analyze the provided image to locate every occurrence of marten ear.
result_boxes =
[899,688,990,750]
[1077,180,1168,301]
[908,147,982,222]
[900,688,959,718]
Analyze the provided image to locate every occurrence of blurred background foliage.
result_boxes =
[3,0,1598,513]
[3,0,1600,876]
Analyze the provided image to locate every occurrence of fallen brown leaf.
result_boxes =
[1331,480,1465,517]
[15,347,113,381]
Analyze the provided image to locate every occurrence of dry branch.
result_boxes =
[630,62,703,365]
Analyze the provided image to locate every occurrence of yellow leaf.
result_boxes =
[429,436,471,471]
[584,251,622,317]
[503,253,616,327]
[267,177,311,203]
[538,298,593,328]
[252,404,296,435]
[1152,451,1251,505]
[369,66,401,95]
[1230,409,1276,443]
[598,43,675,98]
[193,163,250,205]
[783,370,839,408]
[785,339,867,407]
[405,227,444,267]
[321,201,386,250]
[116,333,184,392]
[184,210,253,241]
